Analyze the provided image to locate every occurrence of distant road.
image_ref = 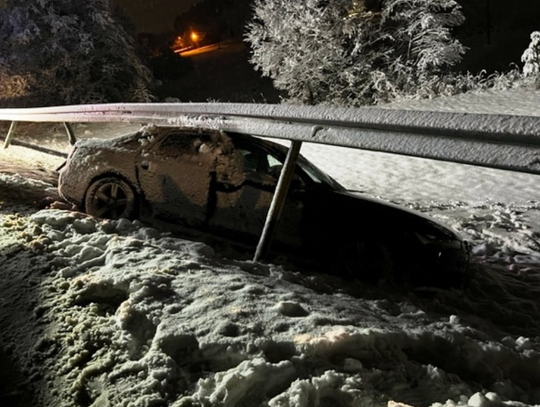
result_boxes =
[174,41,242,58]
[177,44,220,57]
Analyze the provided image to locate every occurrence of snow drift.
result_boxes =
[1,197,540,406]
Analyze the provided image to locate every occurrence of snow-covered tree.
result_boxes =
[246,0,466,106]
[522,31,540,78]
[0,0,154,107]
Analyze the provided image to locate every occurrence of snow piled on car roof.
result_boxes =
[1,205,540,407]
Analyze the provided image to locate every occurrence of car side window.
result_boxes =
[158,133,203,157]
[231,143,304,188]
[237,149,271,173]
[267,154,281,168]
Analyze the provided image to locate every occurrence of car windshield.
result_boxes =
[295,155,344,190]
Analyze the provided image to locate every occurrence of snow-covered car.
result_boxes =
[58,125,470,286]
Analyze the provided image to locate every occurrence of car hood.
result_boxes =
[331,189,463,242]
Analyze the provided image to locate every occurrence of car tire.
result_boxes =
[85,177,137,220]
[334,240,394,283]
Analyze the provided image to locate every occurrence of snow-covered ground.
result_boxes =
[1,89,540,407]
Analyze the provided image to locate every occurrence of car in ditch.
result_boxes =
[57,125,471,287]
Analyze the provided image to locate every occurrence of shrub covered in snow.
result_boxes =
[0,0,154,107]
[246,0,467,106]
[522,31,540,87]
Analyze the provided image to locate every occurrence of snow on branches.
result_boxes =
[0,0,153,106]
[246,0,466,106]
[522,31,540,81]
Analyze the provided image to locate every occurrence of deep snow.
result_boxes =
[1,89,540,407]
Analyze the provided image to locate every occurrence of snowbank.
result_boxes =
[2,207,540,407]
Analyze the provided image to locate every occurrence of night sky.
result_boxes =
[114,0,200,33]
[0,0,198,33]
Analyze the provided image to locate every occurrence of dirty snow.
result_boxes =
[1,88,540,407]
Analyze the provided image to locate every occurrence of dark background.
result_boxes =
[116,0,540,74]
[126,0,540,103]
[113,0,201,33]
[456,0,540,72]
[1,0,539,103]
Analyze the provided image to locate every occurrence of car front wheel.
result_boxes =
[85,177,136,220]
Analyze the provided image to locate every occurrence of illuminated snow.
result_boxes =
[2,208,539,406]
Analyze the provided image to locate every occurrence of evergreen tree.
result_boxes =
[247,0,466,106]
[0,0,154,106]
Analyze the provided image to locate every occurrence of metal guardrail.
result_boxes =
[1,102,540,175]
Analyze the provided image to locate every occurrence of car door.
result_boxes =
[207,136,304,249]
[136,130,221,227]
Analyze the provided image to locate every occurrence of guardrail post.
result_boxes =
[3,121,18,149]
[254,140,303,262]
[63,122,77,145]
